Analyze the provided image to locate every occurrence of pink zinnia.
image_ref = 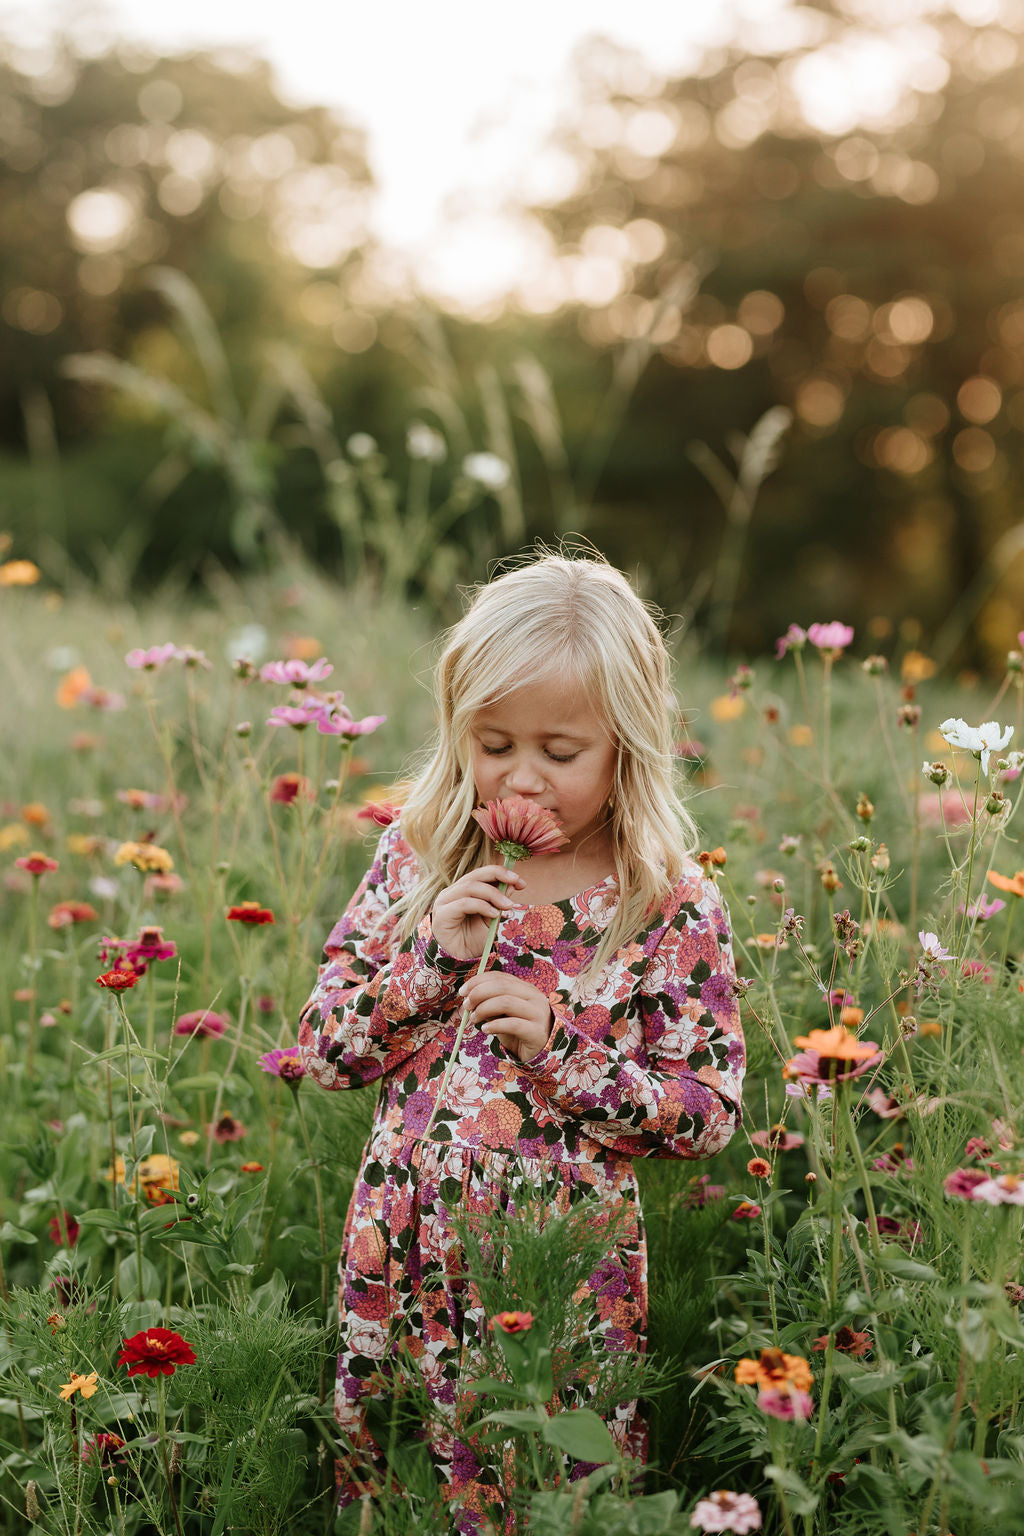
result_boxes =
[471,796,569,860]
[757,1385,813,1420]
[806,621,854,656]
[259,1047,306,1082]
[750,1125,805,1152]
[125,925,177,964]
[173,1009,228,1039]
[125,643,183,670]
[210,1114,246,1144]
[973,1174,1024,1205]
[690,1490,762,1533]
[259,658,333,687]
[944,1167,990,1200]
[15,852,59,876]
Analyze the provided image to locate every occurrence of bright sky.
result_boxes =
[0,0,1006,308]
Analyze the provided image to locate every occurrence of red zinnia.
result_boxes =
[48,900,99,929]
[471,796,568,861]
[226,901,275,925]
[96,967,139,991]
[15,851,59,876]
[116,1327,196,1377]
[269,772,313,805]
[48,1212,80,1246]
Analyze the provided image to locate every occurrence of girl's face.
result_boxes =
[468,672,617,855]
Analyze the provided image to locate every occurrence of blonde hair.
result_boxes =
[393,550,699,975]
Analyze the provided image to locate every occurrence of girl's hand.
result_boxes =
[458,971,554,1063]
[431,865,526,961]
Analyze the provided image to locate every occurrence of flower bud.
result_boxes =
[235,721,252,738]
[1007,650,1023,675]
[870,843,890,872]
[848,835,871,854]
[923,760,951,787]
[820,862,842,894]
[730,664,754,692]
[985,790,1007,815]
[771,877,785,894]
[805,1171,817,1184]
[233,658,257,681]
[897,704,921,729]
[861,654,888,676]
[746,894,756,906]
[856,793,874,823]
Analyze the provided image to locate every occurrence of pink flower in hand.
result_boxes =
[471,796,568,861]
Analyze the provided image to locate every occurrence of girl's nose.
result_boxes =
[503,758,545,794]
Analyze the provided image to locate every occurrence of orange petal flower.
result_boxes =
[791,1025,878,1062]
[988,870,1024,898]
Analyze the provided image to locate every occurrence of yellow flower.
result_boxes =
[900,650,936,684]
[788,724,814,747]
[21,802,51,828]
[0,823,30,850]
[67,833,103,857]
[58,1371,99,1401]
[137,1153,180,1205]
[709,694,746,722]
[0,559,41,586]
[114,841,174,873]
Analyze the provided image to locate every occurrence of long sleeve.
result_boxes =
[298,824,473,1090]
[517,871,745,1158]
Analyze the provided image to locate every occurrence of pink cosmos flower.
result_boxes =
[919,931,952,961]
[314,700,387,738]
[959,895,1006,921]
[266,699,326,731]
[944,1167,990,1200]
[750,1125,805,1152]
[259,658,333,687]
[472,796,569,860]
[356,801,401,827]
[775,624,807,659]
[806,621,854,656]
[757,1385,813,1420]
[173,1009,228,1039]
[125,644,183,670]
[784,1025,882,1086]
[690,1490,762,1533]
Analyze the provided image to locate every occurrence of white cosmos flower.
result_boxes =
[938,717,1013,776]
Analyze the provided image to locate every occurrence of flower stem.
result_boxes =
[420,852,518,1145]
[293,1088,329,1403]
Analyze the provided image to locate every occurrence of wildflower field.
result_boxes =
[3,557,1024,1536]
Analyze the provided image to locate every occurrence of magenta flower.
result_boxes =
[125,926,177,965]
[259,1047,306,1082]
[944,1167,990,1200]
[259,658,334,687]
[690,1490,762,1533]
[173,1009,228,1039]
[959,895,1006,921]
[806,621,854,656]
[125,644,183,670]
[775,624,807,659]
[757,1385,813,1421]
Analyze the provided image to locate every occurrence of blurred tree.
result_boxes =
[514,4,1024,658]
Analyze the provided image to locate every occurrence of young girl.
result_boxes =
[298,552,745,1530]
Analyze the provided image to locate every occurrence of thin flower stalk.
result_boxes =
[291,1087,329,1404]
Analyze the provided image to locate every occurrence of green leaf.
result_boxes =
[76,1209,136,1235]
[541,1408,617,1464]
[876,1245,939,1282]
[0,1222,38,1244]
[466,1375,526,1403]
[765,1463,819,1517]
[475,1408,546,1436]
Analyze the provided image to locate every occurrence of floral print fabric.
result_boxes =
[298,822,745,1528]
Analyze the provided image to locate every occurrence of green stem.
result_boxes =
[420,851,517,1145]
[293,1088,329,1403]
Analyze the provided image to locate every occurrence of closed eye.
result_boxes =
[479,743,579,763]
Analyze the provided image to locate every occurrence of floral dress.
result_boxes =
[298,822,745,1531]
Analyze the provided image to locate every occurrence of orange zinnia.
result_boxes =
[988,870,1024,898]
[734,1347,812,1392]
